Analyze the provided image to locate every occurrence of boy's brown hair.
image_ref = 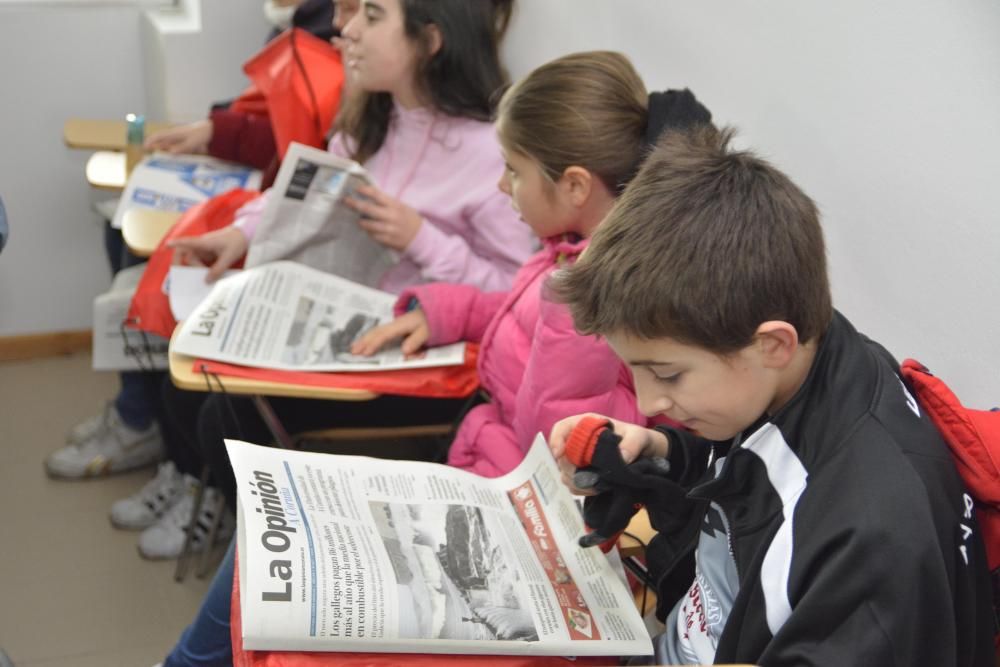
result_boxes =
[552,126,833,353]
[496,51,648,194]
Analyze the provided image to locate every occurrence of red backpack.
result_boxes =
[900,359,1000,645]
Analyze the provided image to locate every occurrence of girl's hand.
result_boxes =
[144,120,213,155]
[167,226,248,282]
[345,185,423,252]
[351,309,429,357]
[548,414,670,494]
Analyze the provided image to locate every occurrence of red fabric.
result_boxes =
[564,416,612,469]
[125,189,261,339]
[237,27,344,161]
[230,551,611,667]
[208,108,279,172]
[189,344,480,399]
[900,359,1000,572]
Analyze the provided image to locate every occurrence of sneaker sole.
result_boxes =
[44,451,163,480]
[137,545,183,561]
[110,514,158,531]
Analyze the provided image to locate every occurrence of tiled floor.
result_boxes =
[0,352,211,666]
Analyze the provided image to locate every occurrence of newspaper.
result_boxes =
[110,153,261,229]
[228,434,653,657]
[244,142,396,287]
[171,260,465,372]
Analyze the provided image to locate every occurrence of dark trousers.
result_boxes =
[105,220,161,430]
[159,378,470,508]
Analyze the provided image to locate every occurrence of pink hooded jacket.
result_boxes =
[396,234,647,477]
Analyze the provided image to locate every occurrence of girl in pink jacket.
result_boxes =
[355,51,714,476]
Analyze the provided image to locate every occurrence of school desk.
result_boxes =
[63,117,171,151]
[121,208,181,257]
[84,150,127,192]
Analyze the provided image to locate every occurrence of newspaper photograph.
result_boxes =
[171,260,465,372]
[227,435,653,657]
[244,142,396,287]
[110,153,261,229]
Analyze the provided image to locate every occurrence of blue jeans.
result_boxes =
[163,540,235,667]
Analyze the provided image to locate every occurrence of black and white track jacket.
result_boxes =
[646,311,994,666]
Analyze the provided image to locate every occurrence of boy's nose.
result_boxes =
[636,387,672,419]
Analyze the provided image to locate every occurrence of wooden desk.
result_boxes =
[64,118,171,151]
[169,344,378,402]
[121,208,180,257]
[170,335,379,450]
[85,150,126,191]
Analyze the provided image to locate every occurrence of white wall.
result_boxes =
[502,0,1000,407]
[0,1,267,335]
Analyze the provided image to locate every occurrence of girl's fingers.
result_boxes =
[353,184,389,204]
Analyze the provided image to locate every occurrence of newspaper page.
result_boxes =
[110,153,261,229]
[171,260,465,372]
[228,435,653,657]
[244,142,396,287]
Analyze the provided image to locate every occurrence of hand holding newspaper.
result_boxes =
[171,261,465,372]
[244,142,396,287]
[227,434,653,657]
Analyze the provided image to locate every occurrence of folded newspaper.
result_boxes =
[245,142,396,287]
[228,434,654,657]
[171,261,465,372]
[110,153,261,230]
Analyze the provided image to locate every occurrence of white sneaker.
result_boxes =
[109,462,186,530]
[46,404,164,478]
[137,477,233,560]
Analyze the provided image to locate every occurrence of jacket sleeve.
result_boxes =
[207,109,277,171]
[655,426,714,487]
[402,188,535,293]
[511,296,648,454]
[394,284,507,347]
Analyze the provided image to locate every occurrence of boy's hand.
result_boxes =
[350,309,429,357]
[167,226,248,282]
[549,414,669,491]
[345,185,423,252]
[144,120,213,155]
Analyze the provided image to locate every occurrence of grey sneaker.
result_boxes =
[109,462,186,530]
[137,478,233,560]
[45,404,164,478]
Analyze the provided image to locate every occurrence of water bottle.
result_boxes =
[125,113,146,176]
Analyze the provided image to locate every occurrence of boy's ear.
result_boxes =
[754,321,799,369]
[560,166,594,207]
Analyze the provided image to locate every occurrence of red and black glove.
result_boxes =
[564,417,672,550]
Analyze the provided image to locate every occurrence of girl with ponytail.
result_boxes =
[355,50,714,476]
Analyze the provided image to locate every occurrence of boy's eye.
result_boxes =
[650,369,682,384]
